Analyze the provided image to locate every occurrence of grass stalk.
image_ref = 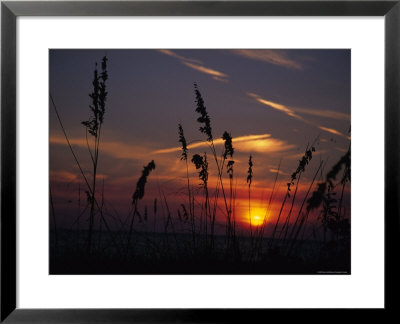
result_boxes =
[286,161,323,255]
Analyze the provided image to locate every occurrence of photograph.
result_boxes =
[49,49,351,275]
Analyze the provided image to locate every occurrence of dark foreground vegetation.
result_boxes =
[50,230,349,274]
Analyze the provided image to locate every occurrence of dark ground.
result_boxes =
[49,230,350,275]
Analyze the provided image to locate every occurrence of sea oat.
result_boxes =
[194,83,213,142]
[178,124,188,161]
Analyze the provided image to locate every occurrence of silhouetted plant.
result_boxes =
[132,161,156,205]
[246,155,254,250]
[227,160,235,179]
[192,154,209,187]
[191,153,210,244]
[193,84,231,250]
[194,83,212,142]
[226,159,235,241]
[50,58,123,256]
[178,123,196,247]
[254,160,281,259]
[222,131,235,245]
[180,204,189,222]
[279,147,316,242]
[287,146,315,198]
[82,56,108,254]
[269,146,315,249]
[326,149,350,187]
[127,160,156,253]
[153,198,158,216]
[178,124,188,161]
[338,146,351,220]
[222,131,234,159]
[306,146,351,244]
[286,161,324,256]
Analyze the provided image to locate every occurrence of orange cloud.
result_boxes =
[157,49,202,65]
[269,168,288,175]
[152,133,295,155]
[182,62,228,79]
[248,93,349,122]
[213,76,229,83]
[247,93,303,120]
[232,49,303,70]
[294,107,350,121]
[50,135,152,161]
[248,93,349,138]
[318,126,345,137]
[50,170,80,183]
[158,49,229,82]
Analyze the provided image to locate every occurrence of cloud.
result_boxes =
[248,93,350,121]
[292,107,350,121]
[50,170,108,184]
[182,62,228,78]
[157,49,202,65]
[232,49,303,70]
[248,93,349,138]
[213,76,229,83]
[50,135,152,161]
[50,170,80,183]
[318,126,345,137]
[269,168,288,175]
[152,133,295,155]
[158,49,229,82]
[247,93,304,121]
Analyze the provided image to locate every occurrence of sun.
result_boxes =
[247,207,268,227]
[251,214,264,226]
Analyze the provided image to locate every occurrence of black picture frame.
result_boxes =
[1,0,398,322]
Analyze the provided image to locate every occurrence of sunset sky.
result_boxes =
[49,49,350,235]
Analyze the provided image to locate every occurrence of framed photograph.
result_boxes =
[1,0,398,321]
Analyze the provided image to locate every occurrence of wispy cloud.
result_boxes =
[182,62,228,78]
[232,49,303,70]
[158,49,229,82]
[269,168,288,175]
[247,93,350,121]
[248,93,349,138]
[292,107,350,121]
[50,135,151,161]
[152,133,295,155]
[157,49,202,65]
[318,126,344,137]
[247,93,304,121]
[212,76,229,83]
[50,170,80,183]
[50,170,108,183]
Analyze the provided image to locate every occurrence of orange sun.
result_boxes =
[247,207,268,227]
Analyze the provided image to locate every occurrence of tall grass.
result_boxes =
[178,124,197,250]
[127,160,156,255]
[268,146,315,250]
[246,155,254,251]
[50,59,123,256]
[81,56,108,253]
[193,84,231,243]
